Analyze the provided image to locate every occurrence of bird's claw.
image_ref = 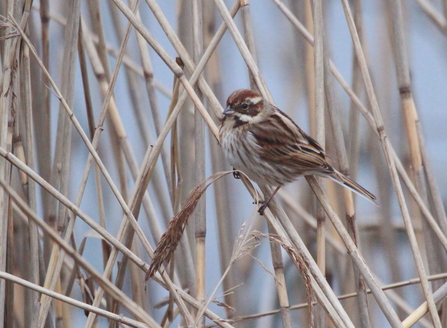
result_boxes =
[232,168,241,179]
[253,200,267,215]
[258,202,268,215]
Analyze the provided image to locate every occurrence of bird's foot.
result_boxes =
[252,199,268,215]
[232,167,241,179]
[257,201,268,216]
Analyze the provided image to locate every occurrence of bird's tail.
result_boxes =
[326,171,378,205]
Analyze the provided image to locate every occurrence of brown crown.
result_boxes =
[226,89,262,106]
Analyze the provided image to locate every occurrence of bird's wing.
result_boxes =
[248,109,333,172]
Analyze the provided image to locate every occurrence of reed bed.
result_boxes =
[0,0,446,327]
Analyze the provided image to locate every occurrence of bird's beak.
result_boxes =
[223,105,235,115]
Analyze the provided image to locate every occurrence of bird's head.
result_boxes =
[223,89,269,124]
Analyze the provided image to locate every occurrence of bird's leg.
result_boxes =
[232,167,241,179]
[258,186,282,215]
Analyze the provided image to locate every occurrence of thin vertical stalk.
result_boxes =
[0,2,20,327]
[130,239,148,310]
[165,72,183,325]
[241,0,258,92]
[77,19,109,318]
[175,1,197,301]
[303,0,316,135]
[86,4,135,283]
[192,1,207,324]
[418,129,447,233]
[267,218,294,328]
[5,202,13,328]
[371,6,403,321]
[37,0,52,226]
[20,38,40,328]
[87,0,111,78]
[37,1,81,325]
[311,0,326,327]
[347,0,363,180]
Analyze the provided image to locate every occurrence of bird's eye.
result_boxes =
[242,104,249,109]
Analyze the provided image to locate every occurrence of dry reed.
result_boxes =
[0,1,447,328]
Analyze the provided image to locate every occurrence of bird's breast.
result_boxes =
[219,124,288,186]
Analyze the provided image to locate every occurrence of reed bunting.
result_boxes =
[219,89,377,215]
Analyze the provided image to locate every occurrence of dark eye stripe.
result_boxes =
[247,106,259,116]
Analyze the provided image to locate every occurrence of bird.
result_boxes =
[219,89,377,215]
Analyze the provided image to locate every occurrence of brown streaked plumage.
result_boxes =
[219,89,377,215]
